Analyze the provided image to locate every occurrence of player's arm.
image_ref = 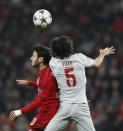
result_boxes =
[9,97,41,120]
[16,80,38,88]
[93,46,115,68]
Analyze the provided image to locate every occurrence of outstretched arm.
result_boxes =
[93,46,115,68]
[16,80,38,88]
[9,97,41,120]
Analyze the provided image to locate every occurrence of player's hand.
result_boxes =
[9,110,22,120]
[99,46,115,56]
[16,80,29,85]
[9,111,16,120]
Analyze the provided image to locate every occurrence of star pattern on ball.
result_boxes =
[33,16,37,22]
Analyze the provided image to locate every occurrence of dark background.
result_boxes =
[0,0,123,131]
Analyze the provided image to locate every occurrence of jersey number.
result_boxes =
[30,118,37,125]
[64,68,77,87]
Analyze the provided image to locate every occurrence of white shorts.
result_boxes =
[44,102,96,131]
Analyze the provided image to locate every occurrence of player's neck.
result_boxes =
[39,63,47,70]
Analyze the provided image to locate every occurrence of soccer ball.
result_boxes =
[33,9,52,29]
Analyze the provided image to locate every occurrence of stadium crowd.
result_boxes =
[0,0,123,131]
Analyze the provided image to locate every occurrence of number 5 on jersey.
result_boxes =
[64,68,77,87]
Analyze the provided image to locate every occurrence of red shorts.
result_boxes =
[28,105,58,129]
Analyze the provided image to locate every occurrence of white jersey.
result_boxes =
[49,53,94,103]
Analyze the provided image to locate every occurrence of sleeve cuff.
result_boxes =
[14,110,22,116]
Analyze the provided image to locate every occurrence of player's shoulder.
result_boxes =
[50,57,57,64]
[46,65,55,77]
[70,53,85,59]
[46,65,51,71]
[49,57,58,70]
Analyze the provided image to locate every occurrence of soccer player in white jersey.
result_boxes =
[44,35,115,131]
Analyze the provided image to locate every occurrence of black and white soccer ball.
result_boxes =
[33,9,52,29]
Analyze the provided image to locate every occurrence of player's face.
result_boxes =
[30,51,43,67]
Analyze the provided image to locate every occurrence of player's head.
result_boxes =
[31,45,51,67]
[50,35,74,59]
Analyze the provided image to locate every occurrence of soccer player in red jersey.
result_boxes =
[9,46,59,131]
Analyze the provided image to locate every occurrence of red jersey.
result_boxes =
[21,65,59,113]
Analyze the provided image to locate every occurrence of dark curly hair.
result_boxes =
[50,35,74,59]
[33,45,51,65]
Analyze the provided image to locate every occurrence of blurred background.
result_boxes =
[0,0,123,131]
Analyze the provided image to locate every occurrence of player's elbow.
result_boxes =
[93,63,101,68]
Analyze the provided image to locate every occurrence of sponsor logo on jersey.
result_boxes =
[38,88,43,93]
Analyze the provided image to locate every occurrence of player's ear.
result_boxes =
[39,57,43,63]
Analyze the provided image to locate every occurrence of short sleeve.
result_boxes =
[79,53,94,67]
